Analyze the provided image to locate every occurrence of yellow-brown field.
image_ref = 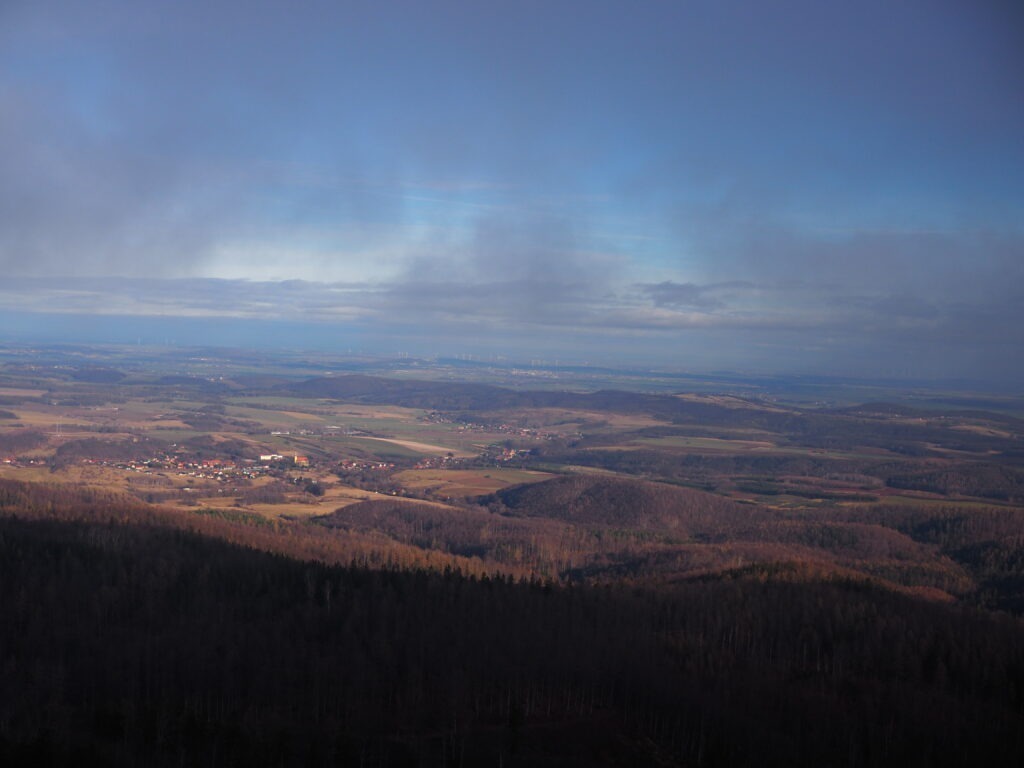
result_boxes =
[171,483,460,519]
[357,436,477,458]
[393,467,554,497]
[0,387,47,397]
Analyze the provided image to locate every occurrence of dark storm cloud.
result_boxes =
[3,267,1023,380]
[679,199,1024,299]
[0,84,232,276]
[4,0,1016,279]
[1,1,1022,380]
[665,190,1024,374]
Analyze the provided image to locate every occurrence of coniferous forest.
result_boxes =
[2,503,1023,765]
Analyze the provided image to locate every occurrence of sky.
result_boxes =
[1,0,1022,382]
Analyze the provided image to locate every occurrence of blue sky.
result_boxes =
[1,1,1022,381]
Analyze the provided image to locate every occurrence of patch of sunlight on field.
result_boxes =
[558,465,635,478]
[195,498,325,519]
[0,465,53,482]
[5,410,62,427]
[176,483,454,519]
[870,492,1024,511]
[356,436,476,458]
[272,410,323,421]
[395,468,554,497]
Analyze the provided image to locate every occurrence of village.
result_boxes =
[3,440,536,501]
[423,410,563,441]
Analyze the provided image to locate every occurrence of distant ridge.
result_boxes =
[282,373,805,427]
[283,374,1024,456]
[286,373,516,409]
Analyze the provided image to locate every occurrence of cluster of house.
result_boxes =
[412,454,461,470]
[493,447,532,461]
[271,426,365,437]
[423,411,558,440]
[338,459,395,471]
[259,454,310,466]
[78,456,271,480]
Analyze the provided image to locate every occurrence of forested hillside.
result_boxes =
[3,514,1023,767]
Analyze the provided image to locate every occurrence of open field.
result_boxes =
[0,387,47,398]
[3,409,63,427]
[167,485,392,519]
[394,468,555,497]
[0,465,55,483]
[628,435,894,461]
[491,407,670,431]
[358,435,477,457]
[632,435,778,451]
[227,398,425,423]
[672,393,792,412]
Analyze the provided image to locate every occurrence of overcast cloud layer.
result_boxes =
[1,1,1022,381]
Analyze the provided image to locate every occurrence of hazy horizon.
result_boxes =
[2,1,1022,382]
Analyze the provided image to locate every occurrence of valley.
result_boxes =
[3,344,1023,605]
[2,344,1024,765]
